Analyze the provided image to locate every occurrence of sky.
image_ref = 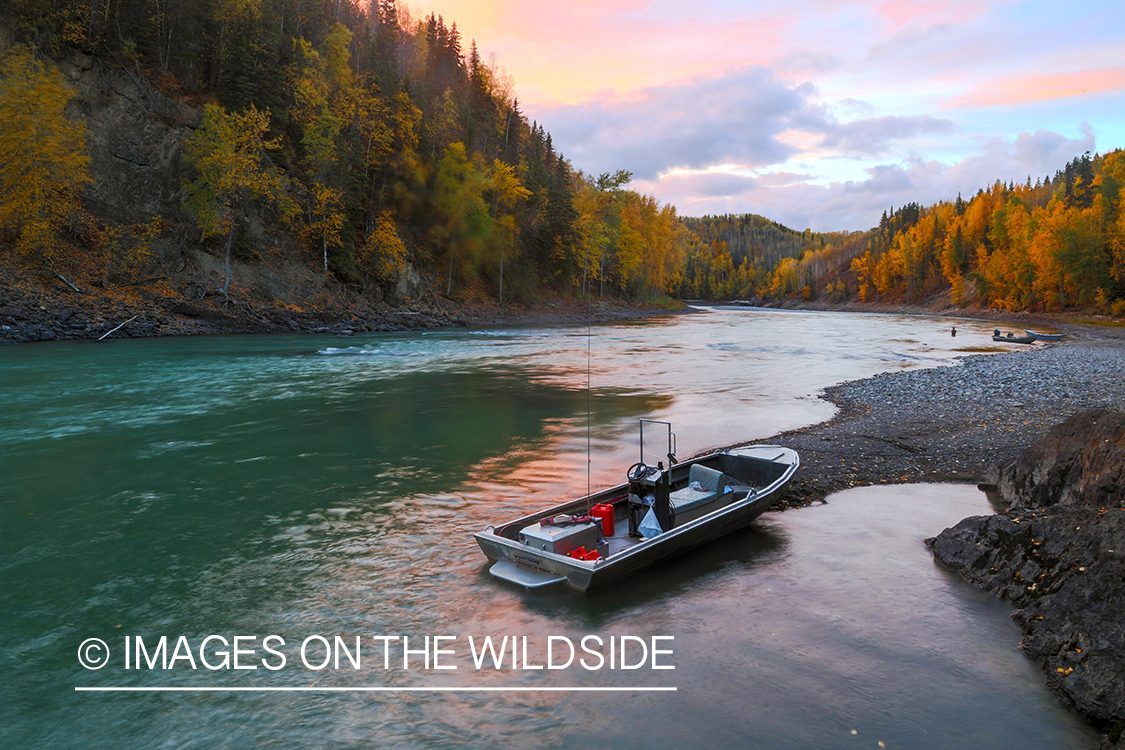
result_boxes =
[409,0,1125,231]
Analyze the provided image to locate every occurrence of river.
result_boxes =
[0,307,1098,748]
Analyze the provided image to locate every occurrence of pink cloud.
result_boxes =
[756,171,817,187]
[537,66,810,180]
[875,0,986,29]
[877,0,949,27]
[944,68,1125,109]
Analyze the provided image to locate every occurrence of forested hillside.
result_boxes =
[763,151,1125,315]
[677,214,843,300]
[1,0,692,309]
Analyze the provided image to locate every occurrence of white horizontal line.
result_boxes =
[75,686,677,693]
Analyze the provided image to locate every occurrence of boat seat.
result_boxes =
[669,464,729,514]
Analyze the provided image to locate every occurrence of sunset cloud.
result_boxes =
[539,67,812,180]
[1012,124,1096,175]
[943,68,1125,109]
[816,114,957,156]
[644,124,1100,231]
[414,0,1125,230]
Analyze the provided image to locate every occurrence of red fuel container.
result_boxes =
[591,503,615,536]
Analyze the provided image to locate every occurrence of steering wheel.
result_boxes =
[627,462,651,482]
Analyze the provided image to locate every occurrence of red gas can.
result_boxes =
[591,503,615,536]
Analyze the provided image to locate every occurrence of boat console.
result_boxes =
[519,520,606,557]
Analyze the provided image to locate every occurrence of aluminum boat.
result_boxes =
[474,420,799,592]
[1025,329,1067,341]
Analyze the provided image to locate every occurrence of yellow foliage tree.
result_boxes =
[0,45,91,262]
[184,102,291,295]
[769,256,800,297]
[574,176,608,295]
[489,159,530,304]
[305,181,346,275]
[358,210,408,286]
[355,88,421,212]
[291,39,342,173]
[614,196,646,293]
[430,143,492,295]
[851,250,876,302]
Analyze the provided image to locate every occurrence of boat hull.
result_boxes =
[474,446,799,592]
[1025,329,1066,341]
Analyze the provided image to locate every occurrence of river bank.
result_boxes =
[6,244,1122,345]
[747,293,1125,331]
[0,259,687,344]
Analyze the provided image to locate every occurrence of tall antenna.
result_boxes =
[586,267,593,512]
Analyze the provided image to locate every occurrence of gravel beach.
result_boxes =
[755,325,1125,508]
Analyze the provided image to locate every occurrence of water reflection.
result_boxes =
[523,524,789,624]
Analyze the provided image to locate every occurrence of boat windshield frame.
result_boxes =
[639,419,676,466]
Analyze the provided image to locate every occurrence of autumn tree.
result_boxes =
[290,35,346,175]
[304,182,346,276]
[581,170,631,298]
[0,45,91,262]
[183,102,292,295]
[357,210,408,291]
[574,178,608,297]
[355,87,421,215]
[429,142,492,295]
[489,159,530,304]
[1102,152,1125,290]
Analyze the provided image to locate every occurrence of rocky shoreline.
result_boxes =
[742,329,1125,747]
[6,247,1118,346]
[0,265,688,345]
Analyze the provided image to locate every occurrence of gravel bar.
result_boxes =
[752,331,1125,509]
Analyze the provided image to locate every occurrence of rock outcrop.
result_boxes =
[59,50,200,226]
[988,408,1125,511]
[929,409,1125,745]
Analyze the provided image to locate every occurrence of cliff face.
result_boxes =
[929,410,1125,742]
[60,50,198,226]
[57,52,386,309]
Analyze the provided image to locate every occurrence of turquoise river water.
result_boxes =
[0,307,1098,748]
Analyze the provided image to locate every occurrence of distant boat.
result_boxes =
[1025,329,1066,341]
[474,420,799,592]
[992,329,1037,344]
